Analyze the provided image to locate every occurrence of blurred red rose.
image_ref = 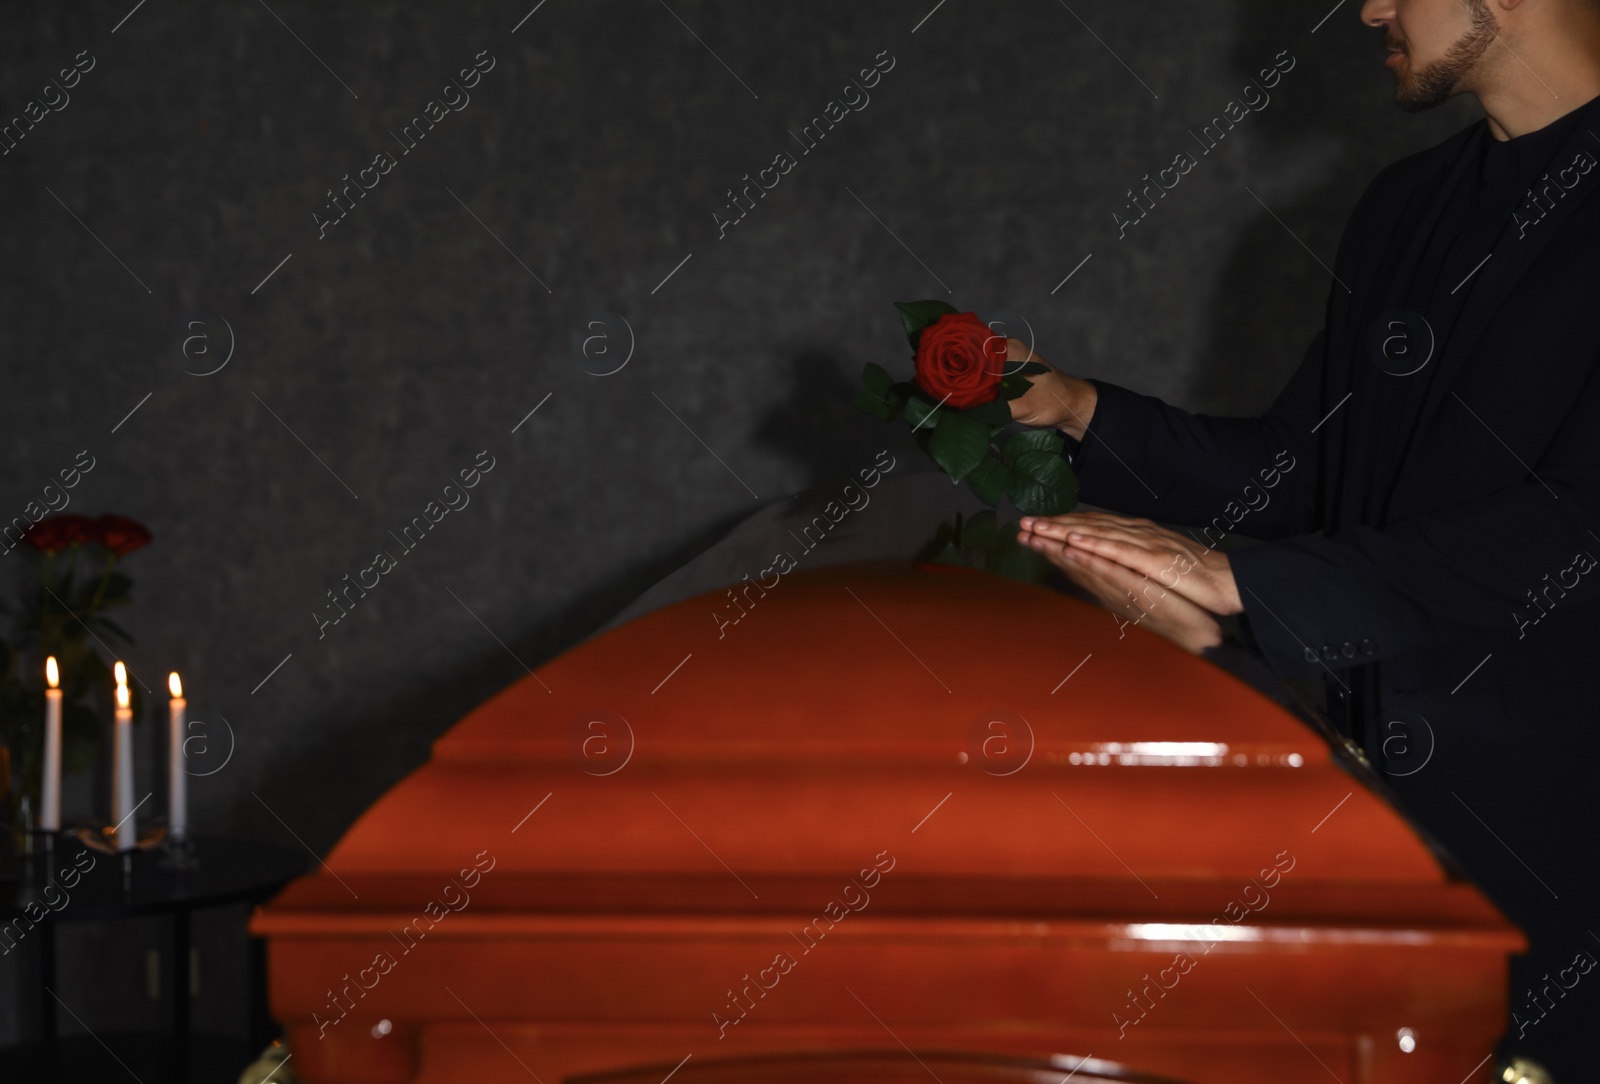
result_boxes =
[912,311,1008,409]
[20,514,97,553]
[60,515,98,545]
[96,515,152,556]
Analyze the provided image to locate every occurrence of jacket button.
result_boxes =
[1304,647,1319,663]
[1341,641,1356,658]
[1359,638,1375,655]
[1322,644,1339,661]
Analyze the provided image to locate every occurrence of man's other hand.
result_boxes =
[1018,511,1246,653]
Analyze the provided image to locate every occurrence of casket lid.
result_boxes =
[435,560,1326,768]
[249,561,1513,913]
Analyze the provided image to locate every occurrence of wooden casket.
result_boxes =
[250,559,1523,1084]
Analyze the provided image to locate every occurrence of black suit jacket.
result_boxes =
[1065,106,1600,1067]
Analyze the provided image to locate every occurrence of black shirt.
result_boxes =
[1362,97,1600,525]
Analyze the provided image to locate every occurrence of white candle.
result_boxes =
[41,656,62,832]
[167,672,187,843]
[112,662,136,851]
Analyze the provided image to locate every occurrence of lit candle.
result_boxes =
[112,662,136,851]
[167,672,186,844]
[41,657,62,832]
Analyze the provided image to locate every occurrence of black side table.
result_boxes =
[1,833,307,1083]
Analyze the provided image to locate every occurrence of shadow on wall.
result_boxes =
[1187,0,1479,416]
[238,348,934,851]
[752,349,928,495]
[236,336,937,851]
[236,501,758,852]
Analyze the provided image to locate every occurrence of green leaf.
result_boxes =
[65,651,107,690]
[1013,448,1074,486]
[854,388,895,421]
[916,519,958,560]
[1006,450,1080,516]
[996,373,1032,401]
[904,394,941,431]
[862,362,892,397]
[894,300,960,345]
[965,455,1009,507]
[963,398,1013,427]
[1002,429,1065,466]
[960,510,999,552]
[1015,361,1050,375]
[986,532,1055,582]
[928,410,990,483]
[95,616,135,645]
[101,571,134,603]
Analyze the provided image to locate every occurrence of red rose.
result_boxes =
[96,514,152,556]
[60,515,98,546]
[912,311,1008,409]
[20,514,97,553]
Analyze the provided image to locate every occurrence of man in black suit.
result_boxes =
[1013,0,1600,1075]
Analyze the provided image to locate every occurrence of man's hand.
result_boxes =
[1002,338,1099,441]
[1020,512,1245,616]
[1017,512,1247,653]
[1019,521,1227,653]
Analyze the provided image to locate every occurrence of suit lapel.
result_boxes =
[1387,114,1600,511]
[1329,127,1481,531]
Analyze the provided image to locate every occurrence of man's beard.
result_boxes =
[1391,2,1497,111]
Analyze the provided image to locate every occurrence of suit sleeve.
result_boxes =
[1229,350,1600,678]
[1061,162,1404,540]
[1064,328,1327,541]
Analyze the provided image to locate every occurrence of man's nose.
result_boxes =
[1360,0,1397,29]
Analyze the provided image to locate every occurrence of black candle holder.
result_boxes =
[73,822,166,856]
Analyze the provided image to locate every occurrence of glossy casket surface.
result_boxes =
[251,560,1521,1084]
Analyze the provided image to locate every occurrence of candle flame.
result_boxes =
[114,660,127,685]
[46,656,59,688]
[169,672,183,699]
[116,683,130,709]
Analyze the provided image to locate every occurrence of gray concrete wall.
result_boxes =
[0,0,1473,1046]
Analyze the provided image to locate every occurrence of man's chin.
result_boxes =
[1396,90,1441,113]
[1394,76,1453,113]
[1388,23,1495,113]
